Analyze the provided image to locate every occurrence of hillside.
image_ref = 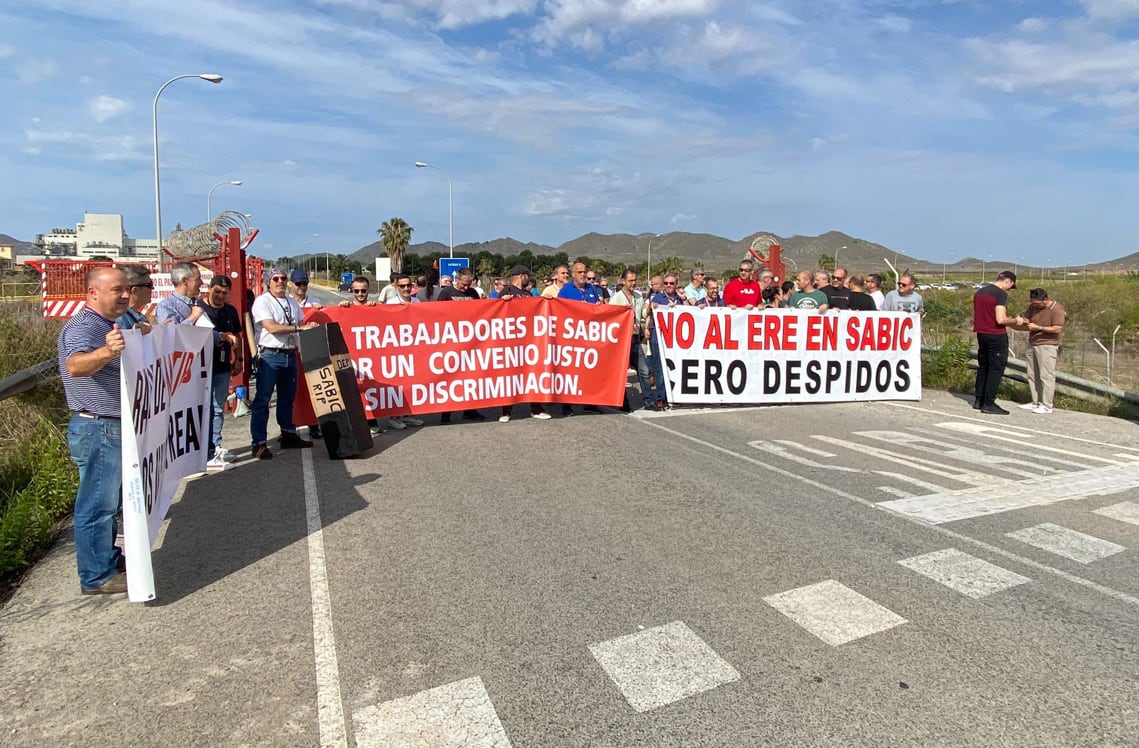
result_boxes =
[348,230,927,276]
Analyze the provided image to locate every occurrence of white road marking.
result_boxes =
[882,403,1139,455]
[858,430,1044,479]
[352,677,511,747]
[932,422,1128,466]
[879,463,1139,524]
[877,486,915,499]
[763,580,907,646]
[1006,523,1126,564]
[302,449,348,748]
[870,470,949,494]
[636,418,1139,608]
[812,434,1007,487]
[911,425,1098,471]
[748,440,859,472]
[588,620,741,713]
[773,439,836,458]
[150,517,172,551]
[898,549,1031,598]
[1094,501,1139,527]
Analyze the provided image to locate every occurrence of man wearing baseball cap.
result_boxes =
[972,270,1024,415]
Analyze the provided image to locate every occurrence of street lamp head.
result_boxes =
[199,74,223,84]
[230,180,242,186]
[415,162,429,168]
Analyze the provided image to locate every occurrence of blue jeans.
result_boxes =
[630,335,654,406]
[251,350,298,446]
[208,371,231,457]
[67,414,123,590]
[648,330,669,402]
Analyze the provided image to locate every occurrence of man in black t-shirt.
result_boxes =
[197,275,243,468]
[845,276,877,311]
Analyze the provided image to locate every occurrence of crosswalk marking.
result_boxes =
[898,549,1031,598]
[588,621,740,713]
[857,430,1044,479]
[748,440,860,472]
[871,470,949,493]
[351,677,511,747]
[1006,523,1126,564]
[1093,501,1139,527]
[763,580,907,646]
[812,434,1008,487]
[933,422,1130,466]
[877,486,915,499]
[878,464,1139,524]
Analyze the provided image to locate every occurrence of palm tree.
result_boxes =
[378,218,413,273]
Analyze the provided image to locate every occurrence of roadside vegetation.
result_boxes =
[0,301,74,590]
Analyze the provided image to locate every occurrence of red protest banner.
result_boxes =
[293,297,633,422]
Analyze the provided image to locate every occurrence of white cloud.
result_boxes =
[0,43,16,58]
[1080,0,1139,22]
[23,128,147,162]
[876,15,912,33]
[87,94,130,122]
[670,212,695,224]
[535,0,720,46]
[15,58,57,84]
[1016,17,1048,33]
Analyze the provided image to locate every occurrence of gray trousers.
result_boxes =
[1026,344,1059,407]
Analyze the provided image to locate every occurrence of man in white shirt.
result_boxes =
[249,269,319,459]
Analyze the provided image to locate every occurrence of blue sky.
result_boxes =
[2,0,1139,265]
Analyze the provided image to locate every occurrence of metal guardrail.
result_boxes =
[0,359,57,402]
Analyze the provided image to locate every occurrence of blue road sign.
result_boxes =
[341,272,354,285]
[439,257,469,282]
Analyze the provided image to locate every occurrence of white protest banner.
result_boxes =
[652,308,922,405]
[120,323,213,602]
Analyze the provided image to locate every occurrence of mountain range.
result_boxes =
[5,229,1137,275]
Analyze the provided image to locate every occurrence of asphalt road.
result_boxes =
[3,388,1139,747]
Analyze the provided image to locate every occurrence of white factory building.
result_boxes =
[34,212,160,261]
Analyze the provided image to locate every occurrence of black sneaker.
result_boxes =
[279,432,314,448]
[980,404,1009,415]
[972,399,982,410]
[309,425,323,439]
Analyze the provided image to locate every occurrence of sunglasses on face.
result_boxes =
[738,268,751,273]
[397,283,412,289]
[296,282,309,287]
[271,276,287,282]
[352,289,369,295]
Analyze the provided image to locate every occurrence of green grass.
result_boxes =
[0,302,74,587]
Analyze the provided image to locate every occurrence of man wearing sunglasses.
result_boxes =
[249,269,319,459]
[290,269,322,309]
[723,259,761,309]
[881,273,924,315]
[198,275,242,470]
[340,277,378,307]
[117,264,154,331]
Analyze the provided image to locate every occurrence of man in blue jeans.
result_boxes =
[250,269,319,459]
[197,275,243,469]
[58,267,132,595]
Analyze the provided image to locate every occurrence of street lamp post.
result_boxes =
[206,179,242,221]
[153,73,223,266]
[835,245,846,271]
[646,233,660,279]
[414,162,453,258]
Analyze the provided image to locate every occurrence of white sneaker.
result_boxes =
[206,454,235,471]
[214,447,236,462]
[383,418,407,430]
[498,414,511,423]
[532,411,552,420]
[400,416,424,427]
[1032,404,1053,414]
[1019,402,1039,410]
